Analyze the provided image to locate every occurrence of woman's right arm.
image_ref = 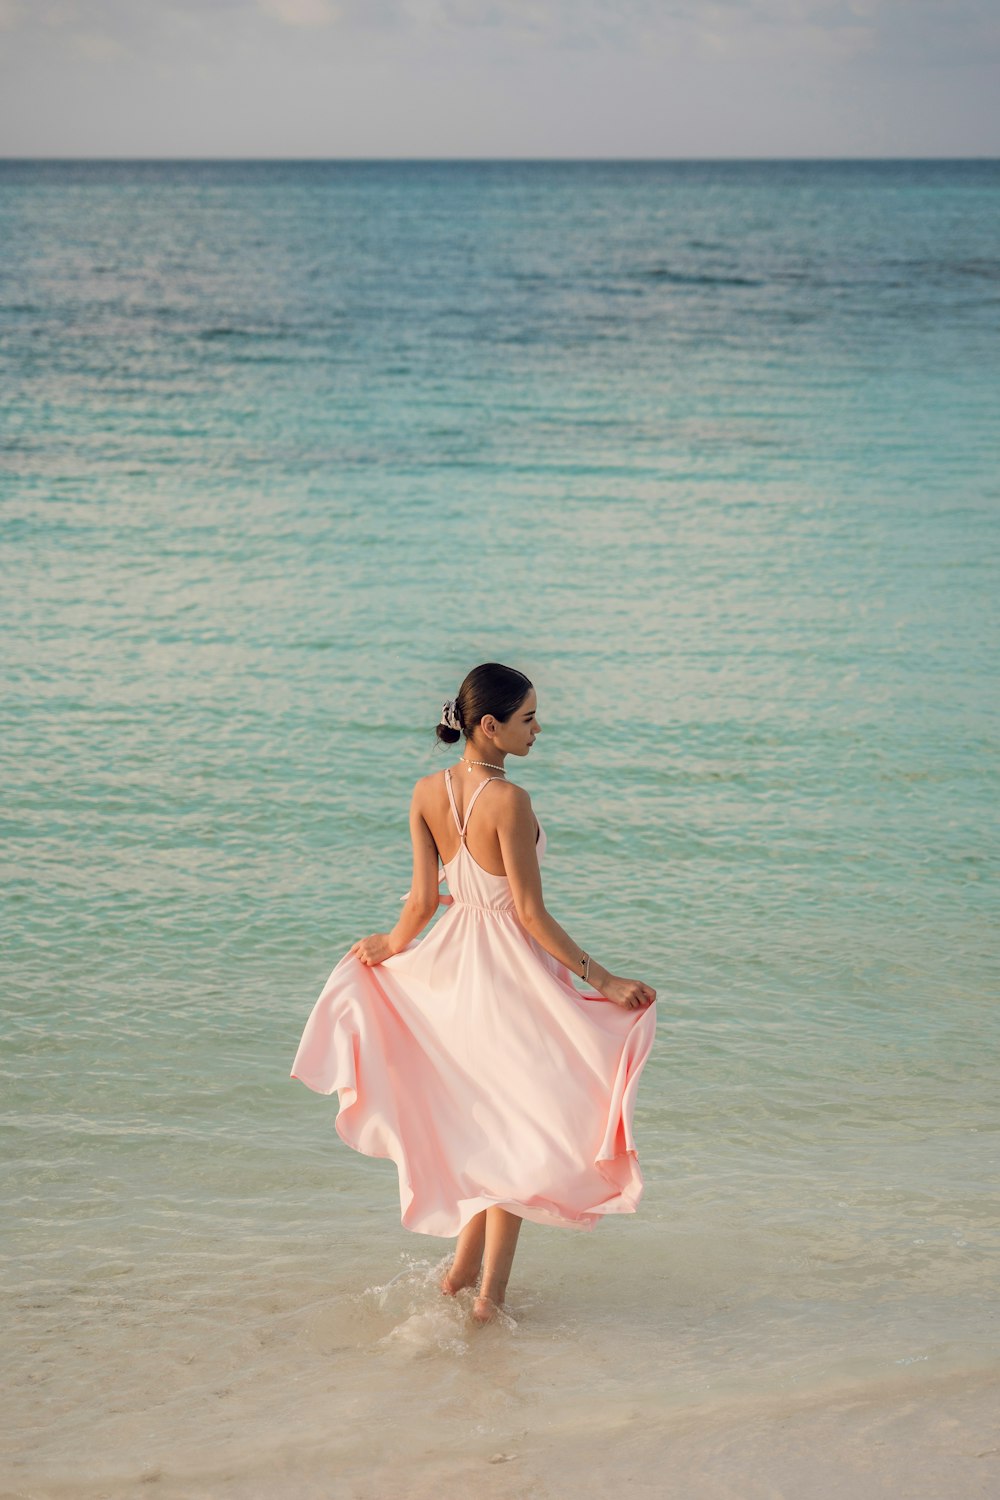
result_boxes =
[496,785,655,1012]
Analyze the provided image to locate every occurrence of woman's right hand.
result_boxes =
[598,973,656,1011]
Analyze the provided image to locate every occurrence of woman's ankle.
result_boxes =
[478,1272,509,1306]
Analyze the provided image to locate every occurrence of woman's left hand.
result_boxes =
[349,933,397,966]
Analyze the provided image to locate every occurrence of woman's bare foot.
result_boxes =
[440,1272,476,1296]
[440,1264,479,1296]
[472,1294,502,1325]
[471,1266,509,1325]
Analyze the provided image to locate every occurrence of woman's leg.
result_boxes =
[474,1207,522,1323]
[441,1209,487,1295]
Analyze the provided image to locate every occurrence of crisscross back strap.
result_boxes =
[445,767,503,843]
[444,766,464,837]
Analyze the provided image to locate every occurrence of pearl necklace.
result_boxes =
[461,758,506,774]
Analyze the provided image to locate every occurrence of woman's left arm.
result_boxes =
[349,786,440,966]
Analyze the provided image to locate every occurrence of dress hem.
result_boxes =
[290,1070,645,1239]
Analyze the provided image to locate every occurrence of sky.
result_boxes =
[0,0,998,158]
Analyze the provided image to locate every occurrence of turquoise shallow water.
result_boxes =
[2,160,999,1496]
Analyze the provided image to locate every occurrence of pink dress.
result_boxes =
[290,768,656,1237]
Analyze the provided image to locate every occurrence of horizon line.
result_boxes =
[2,153,999,164]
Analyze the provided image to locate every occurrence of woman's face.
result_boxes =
[490,687,540,758]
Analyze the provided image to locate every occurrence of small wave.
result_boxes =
[634,267,761,287]
[952,259,1000,282]
[196,325,292,341]
[885,256,1000,285]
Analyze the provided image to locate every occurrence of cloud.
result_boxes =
[8,0,999,60]
[257,0,340,25]
[401,0,548,26]
[321,0,988,66]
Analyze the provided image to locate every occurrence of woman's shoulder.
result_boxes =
[411,769,447,799]
[489,778,533,819]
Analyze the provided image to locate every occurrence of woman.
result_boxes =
[290,662,657,1325]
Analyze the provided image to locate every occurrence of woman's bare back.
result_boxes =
[419,769,538,878]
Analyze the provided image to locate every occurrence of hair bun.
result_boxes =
[434,664,532,752]
[440,698,462,732]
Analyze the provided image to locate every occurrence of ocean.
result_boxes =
[2,158,998,1498]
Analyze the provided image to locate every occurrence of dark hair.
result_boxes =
[435,662,533,746]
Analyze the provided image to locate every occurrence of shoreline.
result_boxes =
[8,1362,999,1499]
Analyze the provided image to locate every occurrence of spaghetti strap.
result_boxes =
[461,775,502,838]
[445,766,504,845]
[444,767,463,837]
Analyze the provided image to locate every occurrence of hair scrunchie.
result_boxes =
[440,698,462,732]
